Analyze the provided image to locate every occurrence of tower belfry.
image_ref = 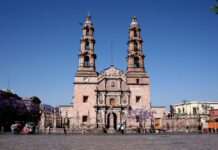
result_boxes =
[126,16,149,85]
[76,15,97,75]
[127,16,145,73]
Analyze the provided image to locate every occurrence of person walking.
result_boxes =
[121,125,124,134]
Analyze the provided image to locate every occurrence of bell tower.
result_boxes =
[127,16,145,73]
[126,17,150,108]
[76,15,97,75]
[73,15,98,129]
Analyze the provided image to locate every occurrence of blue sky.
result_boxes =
[0,0,218,108]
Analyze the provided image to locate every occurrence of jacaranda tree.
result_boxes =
[129,107,155,129]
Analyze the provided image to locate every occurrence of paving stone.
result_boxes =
[0,133,218,150]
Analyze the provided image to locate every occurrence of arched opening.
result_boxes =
[86,29,90,36]
[85,42,90,49]
[136,79,139,84]
[134,57,140,67]
[84,56,90,67]
[134,41,138,49]
[134,29,137,37]
[107,112,117,129]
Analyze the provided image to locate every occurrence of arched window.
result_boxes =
[134,57,139,67]
[136,79,139,84]
[86,29,90,36]
[85,42,90,49]
[134,30,137,37]
[84,56,90,67]
[134,41,138,49]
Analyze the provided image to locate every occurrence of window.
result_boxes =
[193,107,197,115]
[84,56,90,67]
[134,57,139,67]
[134,41,138,49]
[178,108,181,114]
[82,116,88,122]
[136,79,139,84]
[134,30,137,37]
[110,98,115,105]
[136,116,140,122]
[85,42,90,49]
[136,96,141,103]
[83,96,88,103]
[86,29,90,36]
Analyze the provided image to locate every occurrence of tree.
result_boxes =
[129,107,155,130]
[211,0,218,14]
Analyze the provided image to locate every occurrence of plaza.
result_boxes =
[0,133,218,150]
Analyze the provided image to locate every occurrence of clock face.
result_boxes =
[83,77,89,82]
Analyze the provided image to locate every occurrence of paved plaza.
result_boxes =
[0,133,218,150]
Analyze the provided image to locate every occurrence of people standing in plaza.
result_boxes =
[64,126,67,135]
[102,125,107,133]
[121,124,124,134]
[1,126,4,134]
[23,124,29,134]
[47,126,50,134]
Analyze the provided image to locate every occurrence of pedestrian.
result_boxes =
[64,126,67,135]
[1,126,4,134]
[137,126,140,133]
[23,124,28,134]
[102,125,107,133]
[121,125,124,134]
[47,126,50,134]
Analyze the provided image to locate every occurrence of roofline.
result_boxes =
[173,101,218,106]
[59,104,74,107]
[151,106,166,108]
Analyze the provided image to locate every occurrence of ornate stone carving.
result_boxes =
[122,99,127,104]
[99,99,103,104]
[98,66,126,81]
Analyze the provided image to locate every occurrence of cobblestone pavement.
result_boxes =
[0,133,218,150]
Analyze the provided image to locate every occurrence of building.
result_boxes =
[172,101,218,129]
[207,109,218,132]
[59,103,75,128]
[39,104,61,129]
[151,106,167,130]
[71,15,151,132]
[209,109,218,121]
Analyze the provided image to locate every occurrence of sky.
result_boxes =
[0,0,218,108]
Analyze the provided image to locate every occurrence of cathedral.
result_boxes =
[70,15,151,132]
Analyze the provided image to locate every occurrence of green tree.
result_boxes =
[211,0,218,14]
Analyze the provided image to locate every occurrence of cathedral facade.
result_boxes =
[72,15,151,131]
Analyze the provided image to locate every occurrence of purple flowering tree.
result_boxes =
[129,107,155,129]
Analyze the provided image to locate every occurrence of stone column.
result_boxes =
[53,113,57,133]
[53,109,57,128]
[102,110,106,128]
[76,111,79,128]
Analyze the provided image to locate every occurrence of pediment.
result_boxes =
[98,65,126,81]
